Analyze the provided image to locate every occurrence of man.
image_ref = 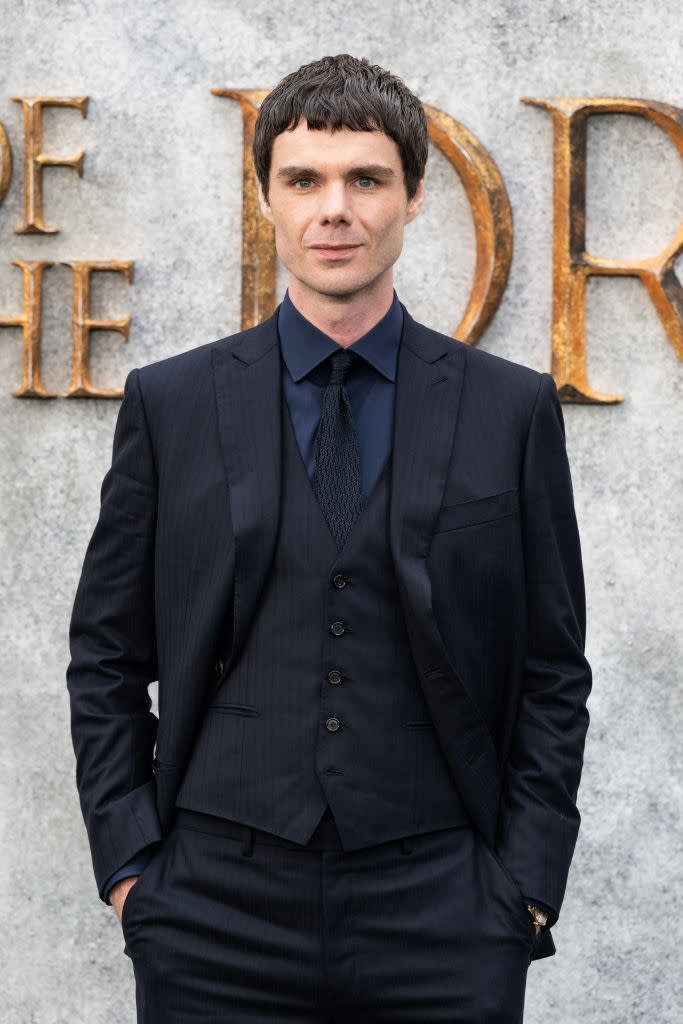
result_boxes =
[68,54,591,1022]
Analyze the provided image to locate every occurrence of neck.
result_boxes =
[287,279,394,347]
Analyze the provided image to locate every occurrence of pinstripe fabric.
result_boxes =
[68,307,589,941]
[176,403,467,846]
[122,815,534,1022]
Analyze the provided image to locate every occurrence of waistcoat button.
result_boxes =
[325,717,342,732]
[332,574,347,589]
[328,670,342,685]
[330,621,345,636]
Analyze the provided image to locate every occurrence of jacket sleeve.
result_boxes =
[67,369,163,898]
[496,373,592,925]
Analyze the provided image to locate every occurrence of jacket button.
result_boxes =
[330,621,345,637]
[328,670,342,685]
[332,574,347,589]
[214,658,224,676]
[325,717,342,732]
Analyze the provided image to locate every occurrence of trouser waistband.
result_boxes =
[174,808,465,854]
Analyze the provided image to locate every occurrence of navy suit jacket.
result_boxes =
[67,308,591,937]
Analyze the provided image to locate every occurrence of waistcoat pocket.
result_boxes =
[209,703,259,717]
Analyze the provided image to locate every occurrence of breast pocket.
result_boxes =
[433,488,518,535]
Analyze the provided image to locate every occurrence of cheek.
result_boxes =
[273,222,301,261]
[374,217,406,257]
[271,205,307,248]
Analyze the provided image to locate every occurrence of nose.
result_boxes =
[317,181,351,225]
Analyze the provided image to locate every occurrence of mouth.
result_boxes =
[309,244,361,260]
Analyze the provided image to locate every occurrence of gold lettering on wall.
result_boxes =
[211,89,276,330]
[1,89,680,402]
[213,91,513,344]
[0,260,54,397]
[422,104,512,345]
[11,95,88,234]
[523,97,683,403]
[62,260,134,398]
[0,119,12,205]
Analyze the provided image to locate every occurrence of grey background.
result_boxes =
[1,1,682,1021]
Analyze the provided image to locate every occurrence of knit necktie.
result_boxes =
[315,350,363,550]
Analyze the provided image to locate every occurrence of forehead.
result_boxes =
[269,121,404,173]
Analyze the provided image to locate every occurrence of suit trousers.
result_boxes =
[122,810,536,1023]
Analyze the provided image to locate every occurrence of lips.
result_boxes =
[309,243,361,259]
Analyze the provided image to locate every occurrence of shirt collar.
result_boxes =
[278,290,403,384]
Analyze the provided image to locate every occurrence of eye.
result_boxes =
[356,176,376,189]
[294,178,314,190]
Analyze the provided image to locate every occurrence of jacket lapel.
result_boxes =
[212,313,282,668]
[390,312,501,842]
[390,310,464,558]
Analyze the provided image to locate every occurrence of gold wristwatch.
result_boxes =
[527,905,549,928]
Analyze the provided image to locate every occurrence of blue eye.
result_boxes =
[357,177,375,188]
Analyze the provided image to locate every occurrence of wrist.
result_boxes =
[109,875,139,921]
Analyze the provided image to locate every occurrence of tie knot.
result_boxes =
[327,349,356,386]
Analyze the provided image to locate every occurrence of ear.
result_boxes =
[258,183,274,223]
[405,176,426,224]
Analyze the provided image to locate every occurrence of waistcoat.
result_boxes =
[177,406,468,847]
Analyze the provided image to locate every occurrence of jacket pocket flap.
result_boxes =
[434,489,517,533]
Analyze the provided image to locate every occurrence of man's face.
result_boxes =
[258,122,425,310]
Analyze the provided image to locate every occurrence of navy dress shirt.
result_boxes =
[279,289,403,501]
[103,292,403,900]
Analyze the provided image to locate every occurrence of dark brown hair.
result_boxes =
[253,54,429,200]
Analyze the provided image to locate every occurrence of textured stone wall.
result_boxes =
[1,1,681,1021]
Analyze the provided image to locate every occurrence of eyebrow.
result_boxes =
[275,164,396,181]
[348,165,396,180]
[275,166,317,180]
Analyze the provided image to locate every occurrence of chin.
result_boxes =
[307,272,380,300]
